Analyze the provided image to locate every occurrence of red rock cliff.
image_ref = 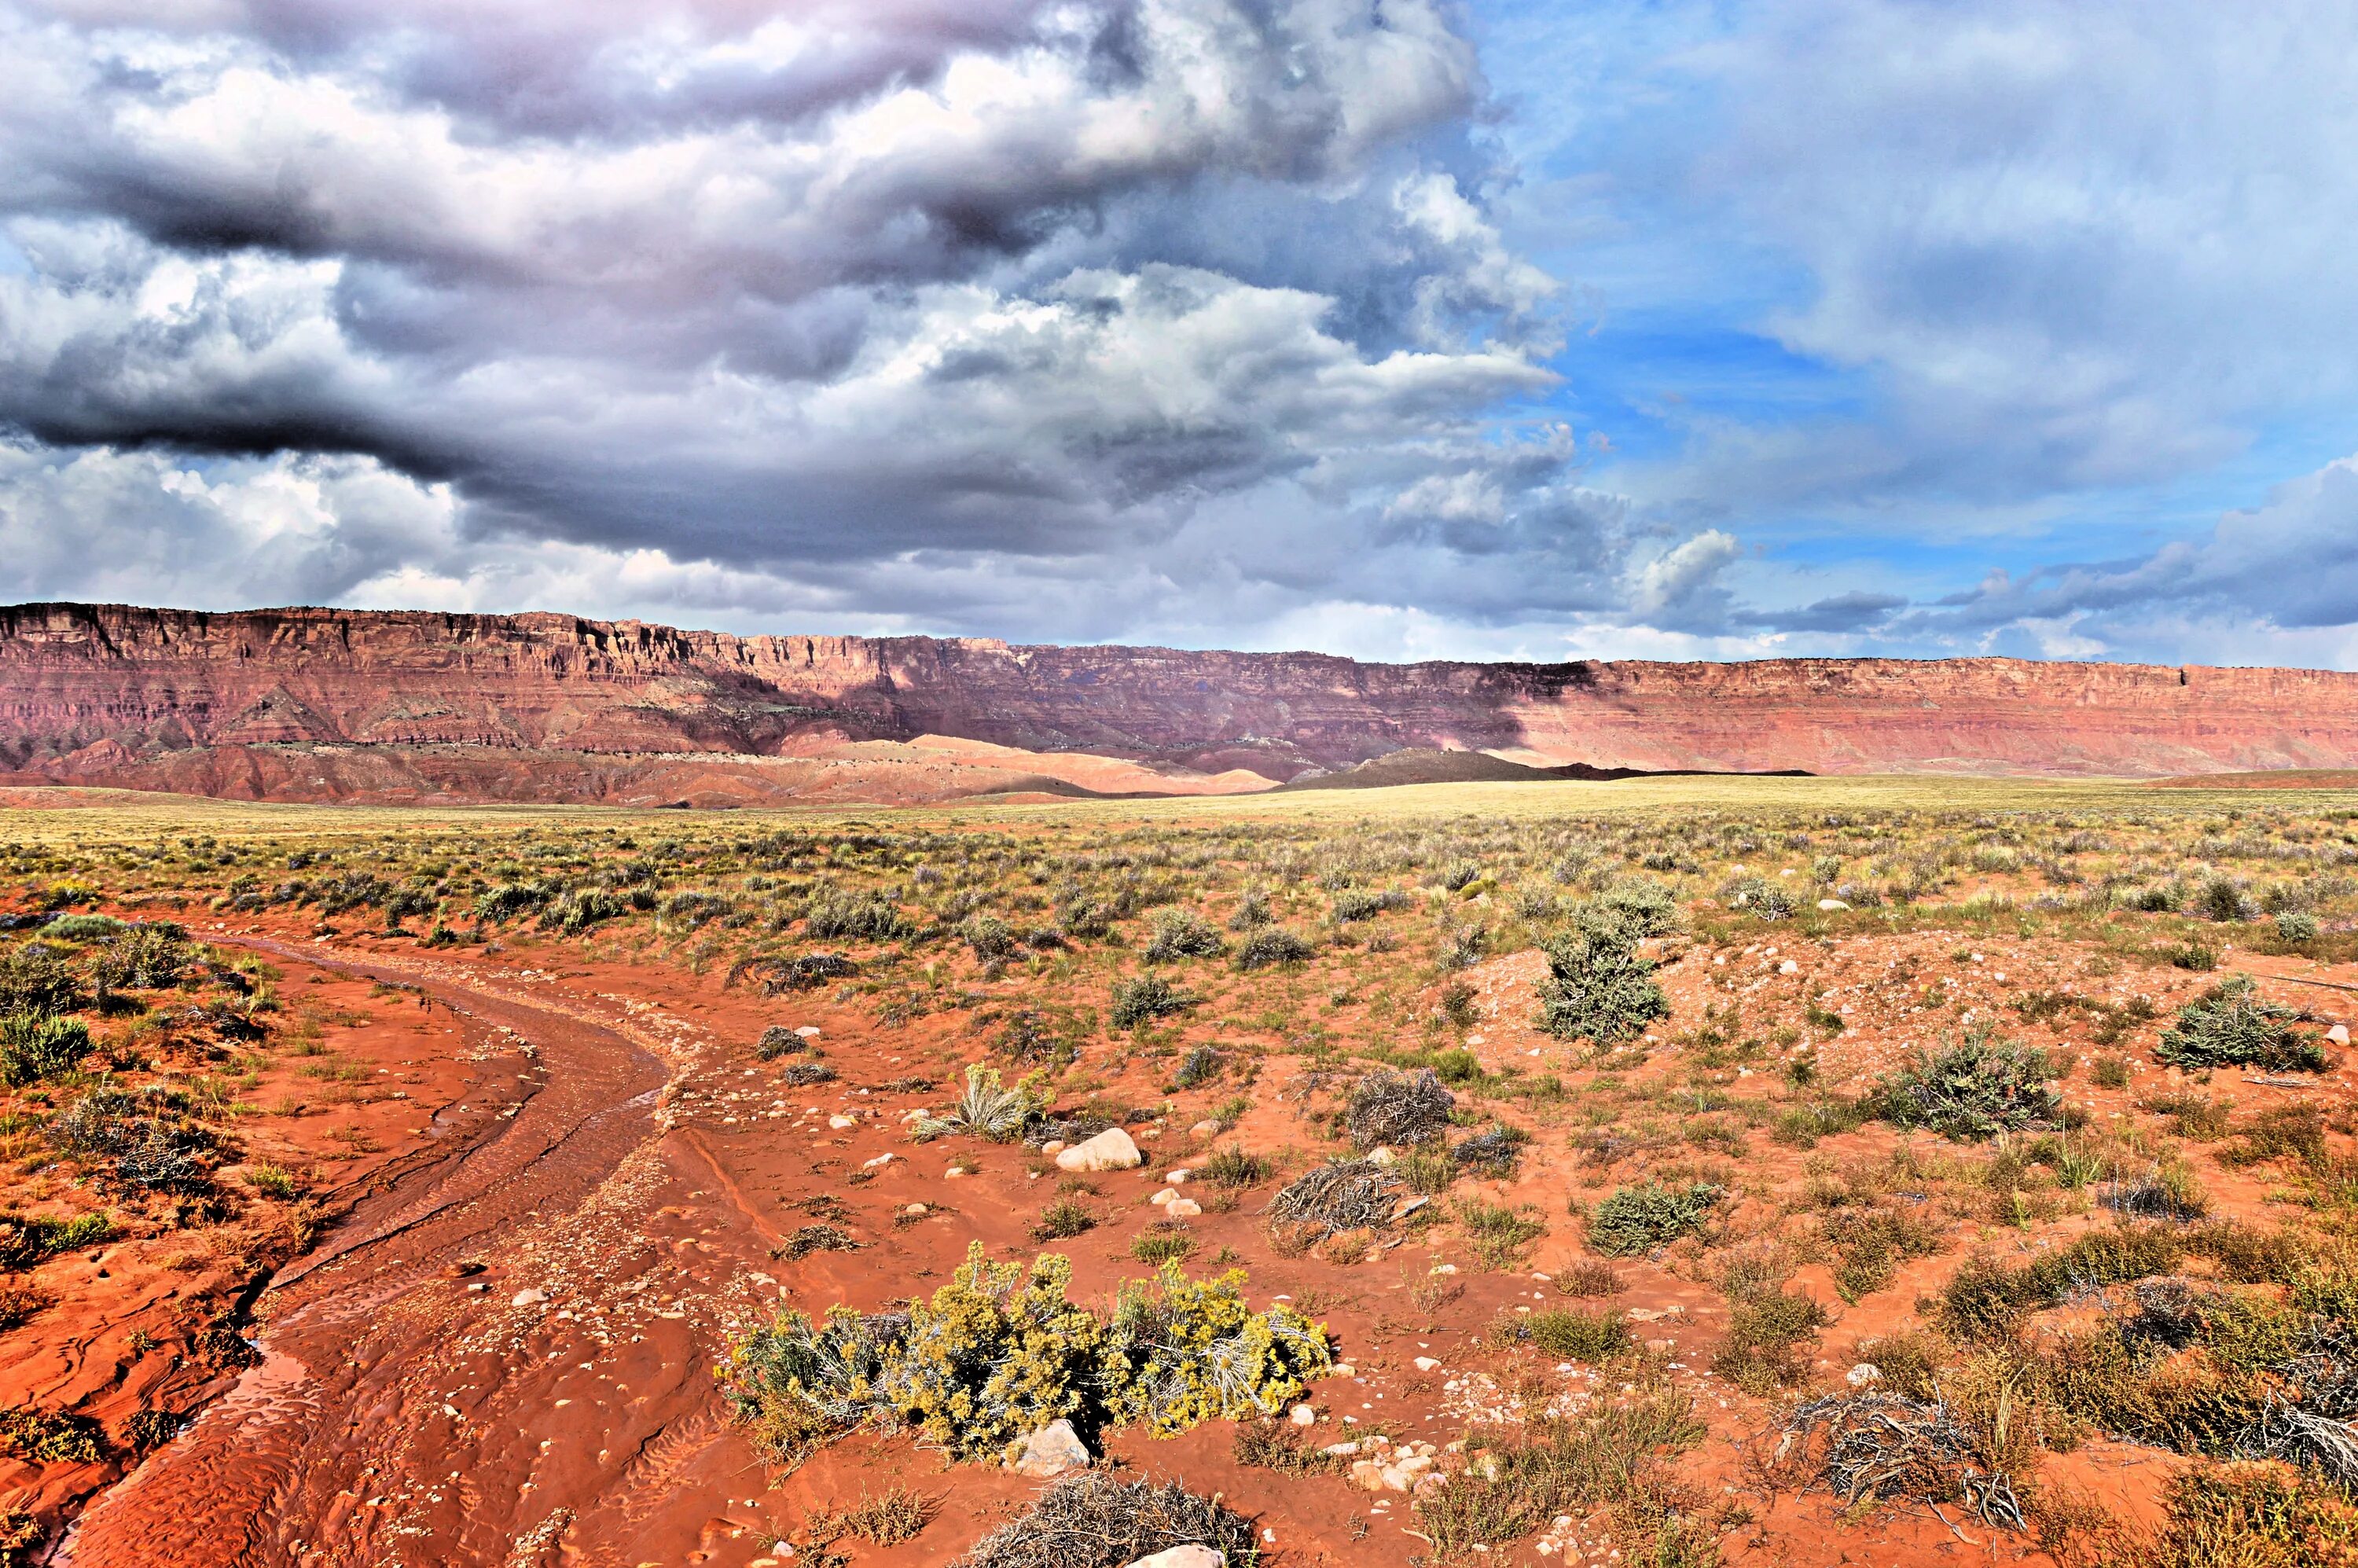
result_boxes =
[2,602,2355,800]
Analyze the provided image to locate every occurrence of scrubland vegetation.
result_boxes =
[3,778,2358,1564]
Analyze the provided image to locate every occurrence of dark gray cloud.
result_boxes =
[0,0,1693,649]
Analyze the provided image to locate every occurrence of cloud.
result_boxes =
[0,0,1745,652]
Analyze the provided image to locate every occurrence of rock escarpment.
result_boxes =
[2,602,2354,803]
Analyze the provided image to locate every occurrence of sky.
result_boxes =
[1,0,2355,669]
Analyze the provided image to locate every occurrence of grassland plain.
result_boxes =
[1,774,2356,1568]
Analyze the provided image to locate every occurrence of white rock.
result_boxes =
[1165,1168,1191,1184]
[1364,1146,1397,1166]
[1122,1548,1225,1568]
[1056,1127,1142,1172]
[2330,1025,2351,1045]
[795,1026,821,1038]
[1321,1441,1359,1456]
[1413,1357,1442,1372]
[1816,898,1849,912]
[1189,1119,1224,1137]
[510,1288,548,1308]
[1165,1198,1203,1218]
[1289,1403,1317,1427]
[1779,959,1799,975]
[904,1203,928,1217]
[1846,1363,1882,1389]
[1151,1188,1177,1206]
[1010,1419,1091,1478]
[863,1152,894,1169]
[1041,1140,1067,1155]
[828,1114,857,1130]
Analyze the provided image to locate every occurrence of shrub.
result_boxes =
[2156,979,2326,1072]
[914,1066,1039,1144]
[1824,1207,1945,1301]
[1713,1289,1829,1394]
[0,1212,110,1274]
[803,891,913,943]
[1198,1148,1270,1188]
[755,1025,808,1060]
[38,915,123,943]
[958,913,1018,961]
[1453,1123,1530,1177]
[2121,1462,2358,1568]
[1592,878,1682,936]
[1851,1332,1944,1401]
[2277,910,2323,944]
[1724,876,1797,921]
[90,925,188,992]
[1331,887,1405,924]
[1526,1306,1633,1361]
[0,945,80,1018]
[541,888,631,935]
[1414,1382,1706,1560]
[1101,1263,1334,1433]
[1589,1182,1721,1257]
[1031,1199,1097,1241]
[1109,975,1190,1030]
[0,1014,89,1087]
[1534,913,1669,1048]
[1142,909,1225,963]
[1873,1023,2059,1141]
[1346,1068,1455,1148]
[472,882,551,923]
[2092,1055,2132,1089]
[1457,1199,1547,1269]
[47,1089,217,1192]
[723,1247,1331,1472]
[0,1406,103,1464]
[1169,1045,1222,1090]
[1233,927,1314,971]
[1129,1228,1197,1266]
[780,1061,836,1087]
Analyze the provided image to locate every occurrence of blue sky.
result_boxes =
[0,0,2353,667]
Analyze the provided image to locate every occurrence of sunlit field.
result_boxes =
[5,773,2358,1566]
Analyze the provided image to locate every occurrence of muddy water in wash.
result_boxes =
[62,938,778,1568]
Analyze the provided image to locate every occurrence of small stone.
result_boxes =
[510,1288,548,1308]
[2330,1025,2351,1045]
[442,1261,486,1279]
[945,1166,968,1178]
[904,1203,928,1217]
[1429,1262,1458,1276]
[1816,898,1849,912]
[1289,1403,1317,1427]
[1321,1441,1359,1456]
[1165,1168,1191,1184]
[828,1114,857,1130]
[1122,1549,1225,1568]
[1847,1363,1882,1389]
[863,1152,894,1169]
[1779,959,1799,974]
[1041,1140,1067,1155]
[1011,1418,1092,1478]
[795,1026,821,1038]
[1190,1119,1223,1137]
[1364,1146,1397,1166]
[1151,1188,1177,1206]
[1055,1127,1142,1172]
[1165,1198,1203,1217]
[1413,1356,1442,1372]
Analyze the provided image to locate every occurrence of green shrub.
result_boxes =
[2092,1055,2132,1089]
[0,1014,89,1086]
[1198,1148,1271,1188]
[1724,876,1797,921]
[2128,1462,2358,1568]
[1589,1182,1721,1257]
[722,1247,1332,1468]
[1030,1199,1096,1241]
[1232,927,1314,971]
[1169,1045,1222,1090]
[0,944,80,1018]
[1824,1207,1944,1301]
[1526,1306,1633,1361]
[0,1406,103,1464]
[1873,1023,2059,1140]
[0,1211,110,1274]
[803,890,913,942]
[1110,975,1191,1030]
[1129,1228,1197,1266]
[1712,1289,1829,1394]
[1142,909,1225,963]
[959,913,1018,961]
[1456,1199,1547,1269]
[914,1066,1039,1143]
[2275,910,2323,944]
[1534,913,1669,1048]
[2156,979,2326,1072]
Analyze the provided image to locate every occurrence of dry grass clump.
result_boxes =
[1345,1067,1455,1148]
[1268,1159,1400,1242]
[1416,1379,1710,1562]
[807,1485,938,1548]
[953,1474,1256,1568]
[1783,1392,2026,1531]
[773,1224,865,1261]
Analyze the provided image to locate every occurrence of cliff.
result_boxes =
[2,602,2354,804]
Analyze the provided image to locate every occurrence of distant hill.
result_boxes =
[1273,748,1809,791]
[4,602,2357,806]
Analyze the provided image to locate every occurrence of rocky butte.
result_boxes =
[2,602,2356,806]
